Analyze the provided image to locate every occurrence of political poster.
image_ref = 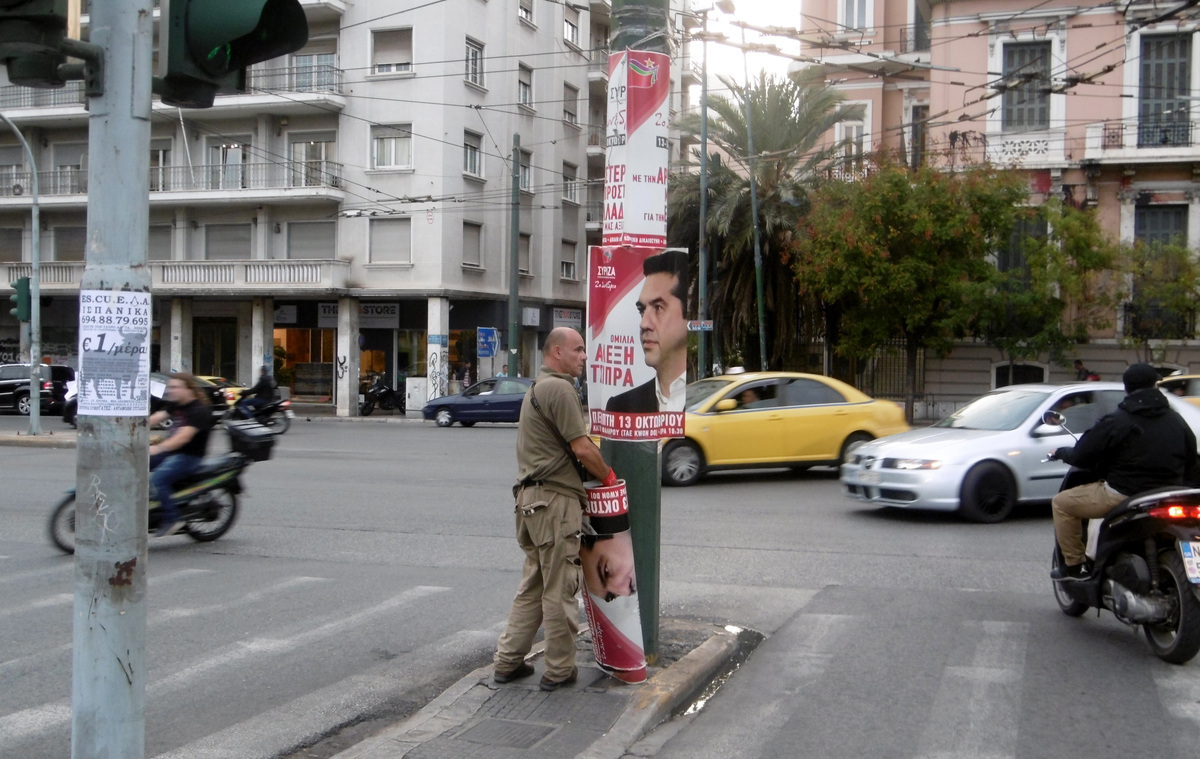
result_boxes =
[581,480,646,683]
[602,50,671,248]
[586,245,687,441]
[77,290,151,416]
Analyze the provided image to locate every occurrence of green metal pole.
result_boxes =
[697,10,709,380]
[609,0,670,663]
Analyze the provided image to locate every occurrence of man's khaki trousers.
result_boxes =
[1052,481,1126,566]
[495,487,582,680]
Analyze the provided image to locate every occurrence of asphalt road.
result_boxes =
[2,413,1199,758]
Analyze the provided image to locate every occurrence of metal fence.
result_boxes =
[0,161,343,198]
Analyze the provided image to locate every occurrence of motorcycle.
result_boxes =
[226,396,293,434]
[359,373,404,416]
[48,419,276,554]
[1044,410,1200,664]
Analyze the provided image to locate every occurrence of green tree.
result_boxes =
[971,200,1120,385]
[793,157,1028,421]
[1120,239,1200,364]
[668,68,862,368]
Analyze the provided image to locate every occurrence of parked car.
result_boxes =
[840,382,1200,523]
[63,372,227,427]
[661,371,911,486]
[1158,373,1200,408]
[0,363,71,415]
[423,377,534,427]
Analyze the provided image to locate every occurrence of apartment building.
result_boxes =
[800,0,1200,413]
[0,0,695,412]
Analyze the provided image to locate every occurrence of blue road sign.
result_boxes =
[477,327,499,358]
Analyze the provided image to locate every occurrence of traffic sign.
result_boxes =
[687,320,713,332]
[477,327,499,358]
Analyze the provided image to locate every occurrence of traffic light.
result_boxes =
[158,0,308,109]
[0,0,69,88]
[9,276,29,322]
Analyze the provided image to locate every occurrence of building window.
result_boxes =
[998,214,1047,285]
[562,162,578,202]
[519,150,532,191]
[1139,34,1192,147]
[369,218,412,264]
[563,84,578,124]
[465,38,484,86]
[1130,204,1191,339]
[463,222,482,267]
[0,145,22,197]
[208,138,249,190]
[909,105,928,168]
[53,226,86,261]
[292,51,338,92]
[518,233,531,274]
[372,29,413,74]
[560,240,577,280]
[149,140,170,192]
[518,0,533,24]
[1002,41,1051,132]
[52,142,86,194]
[372,125,412,170]
[0,227,20,262]
[842,0,868,30]
[148,224,172,261]
[464,131,483,177]
[206,224,252,260]
[518,64,533,107]
[842,122,864,166]
[290,131,335,186]
[288,221,336,259]
[564,8,580,46]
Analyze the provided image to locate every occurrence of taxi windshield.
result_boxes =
[685,379,734,412]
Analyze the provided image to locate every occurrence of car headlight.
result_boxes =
[885,458,942,470]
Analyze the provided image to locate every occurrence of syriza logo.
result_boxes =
[596,265,616,279]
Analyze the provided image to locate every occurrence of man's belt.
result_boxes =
[512,477,546,499]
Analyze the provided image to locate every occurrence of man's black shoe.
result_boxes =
[493,662,535,683]
[539,667,578,692]
[1051,562,1091,582]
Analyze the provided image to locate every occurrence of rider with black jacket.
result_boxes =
[1050,363,1199,581]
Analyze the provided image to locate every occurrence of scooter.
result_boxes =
[48,420,275,554]
[359,373,404,416]
[227,396,293,434]
[1044,410,1200,664]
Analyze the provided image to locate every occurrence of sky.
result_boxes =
[698,0,799,86]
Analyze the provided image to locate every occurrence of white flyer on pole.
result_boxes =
[77,290,152,416]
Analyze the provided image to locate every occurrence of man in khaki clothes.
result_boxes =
[494,327,619,691]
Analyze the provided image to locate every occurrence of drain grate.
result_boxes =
[456,718,555,749]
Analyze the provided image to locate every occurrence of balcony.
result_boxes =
[587,126,606,162]
[585,200,603,232]
[0,161,344,209]
[5,259,352,295]
[1084,120,1200,164]
[588,49,610,97]
[248,65,344,96]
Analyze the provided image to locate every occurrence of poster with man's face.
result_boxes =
[586,245,687,441]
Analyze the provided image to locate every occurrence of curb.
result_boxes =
[0,432,77,448]
[577,627,739,759]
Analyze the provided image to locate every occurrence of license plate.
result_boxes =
[284,410,294,418]
[1180,542,1200,585]
[858,471,881,485]
[358,394,364,404]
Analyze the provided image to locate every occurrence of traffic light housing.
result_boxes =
[0,0,69,89]
[158,0,308,109]
[9,276,29,322]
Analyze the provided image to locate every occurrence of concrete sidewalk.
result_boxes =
[329,621,740,759]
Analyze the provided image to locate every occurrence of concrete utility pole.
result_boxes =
[605,0,671,661]
[508,134,521,375]
[72,0,153,756]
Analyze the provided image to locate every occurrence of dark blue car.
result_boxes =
[423,377,533,427]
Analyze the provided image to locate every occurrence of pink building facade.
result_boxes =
[797,0,1200,414]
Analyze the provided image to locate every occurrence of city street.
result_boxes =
[2,415,1200,757]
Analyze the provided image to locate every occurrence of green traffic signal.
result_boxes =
[0,0,69,89]
[9,276,29,322]
[159,0,308,109]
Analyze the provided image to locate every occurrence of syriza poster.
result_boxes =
[602,50,670,248]
[586,246,687,441]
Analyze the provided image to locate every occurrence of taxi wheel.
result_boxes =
[662,440,704,487]
[839,433,872,467]
[960,462,1016,523]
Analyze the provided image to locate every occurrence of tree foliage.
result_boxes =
[668,68,862,368]
[792,157,1028,419]
[1120,239,1200,363]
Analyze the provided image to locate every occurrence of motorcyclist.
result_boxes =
[237,366,276,418]
[147,372,214,537]
[1049,362,1199,581]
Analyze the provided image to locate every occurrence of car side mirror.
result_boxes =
[1041,410,1064,426]
[715,398,737,412]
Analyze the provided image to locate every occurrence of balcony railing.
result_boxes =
[1097,120,1197,151]
[0,161,343,198]
[0,81,86,110]
[900,24,931,53]
[247,65,345,95]
[5,259,352,291]
[589,49,610,75]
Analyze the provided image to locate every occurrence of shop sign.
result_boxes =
[317,302,400,330]
[552,308,582,329]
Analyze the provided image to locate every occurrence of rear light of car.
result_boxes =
[42,381,52,390]
[280,400,290,408]
[1147,505,1200,520]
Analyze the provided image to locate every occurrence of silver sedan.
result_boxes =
[840,382,1200,523]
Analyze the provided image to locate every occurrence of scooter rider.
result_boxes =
[148,373,214,537]
[1049,363,1199,581]
[237,365,276,418]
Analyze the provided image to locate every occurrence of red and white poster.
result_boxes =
[603,50,671,248]
[581,481,646,683]
[586,245,687,441]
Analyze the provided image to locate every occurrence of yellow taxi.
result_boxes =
[1158,374,1200,408]
[662,371,910,486]
[196,375,247,407]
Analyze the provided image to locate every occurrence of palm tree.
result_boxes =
[669,67,862,368]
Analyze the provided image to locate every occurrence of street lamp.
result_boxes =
[736,22,768,371]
